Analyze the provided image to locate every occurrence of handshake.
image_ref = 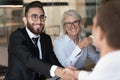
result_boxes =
[55,66,80,80]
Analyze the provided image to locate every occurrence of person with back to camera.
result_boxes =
[53,9,99,69]
[4,1,66,80]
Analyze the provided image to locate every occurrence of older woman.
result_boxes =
[53,9,99,69]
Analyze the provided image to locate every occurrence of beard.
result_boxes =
[27,20,44,35]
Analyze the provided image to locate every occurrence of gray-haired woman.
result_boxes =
[54,9,99,69]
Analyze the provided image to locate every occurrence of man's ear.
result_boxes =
[22,17,27,25]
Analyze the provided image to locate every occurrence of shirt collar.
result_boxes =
[64,34,81,42]
[64,35,71,42]
[26,27,40,39]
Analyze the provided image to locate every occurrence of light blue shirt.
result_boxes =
[53,35,99,69]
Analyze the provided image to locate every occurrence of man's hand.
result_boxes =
[61,66,80,80]
[55,66,80,80]
[55,66,63,77]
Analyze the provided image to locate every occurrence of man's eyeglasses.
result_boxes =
[64,20,80,27]
[29,14,46,22]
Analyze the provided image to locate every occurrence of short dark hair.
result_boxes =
[24,1,44,17]
[97,0,120,48]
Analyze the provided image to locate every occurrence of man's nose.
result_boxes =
[36,18,42,23]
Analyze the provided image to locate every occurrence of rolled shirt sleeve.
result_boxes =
[66,46,82,66]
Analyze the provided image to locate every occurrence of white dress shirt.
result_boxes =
[78,50,120,80]
[54,35,99,68]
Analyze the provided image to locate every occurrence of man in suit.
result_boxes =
[4,1,63,80]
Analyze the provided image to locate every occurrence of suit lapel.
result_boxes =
[22,28,34,46]
[22,28,47,61]
[22,28,39,58]
[40,34,47,61]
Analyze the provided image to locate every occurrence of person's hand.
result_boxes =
[61,66,79,80]
[67,66,77,71]
[78,37,92,49]
[61,68,76,80]
[55,66,75,80]
[55,66,80,80]
[55,66,63,78]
